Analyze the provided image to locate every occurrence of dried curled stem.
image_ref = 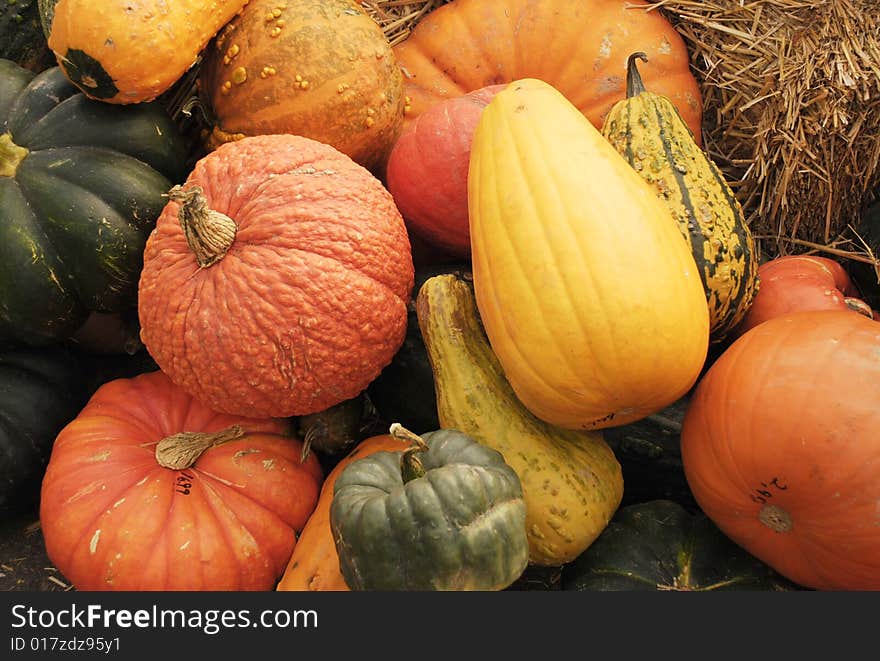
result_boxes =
[155,425,246,470]
[167,184,237,268]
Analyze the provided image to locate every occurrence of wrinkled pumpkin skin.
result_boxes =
[468,79,709,431]
[41,0,250,103]
[138,134,413,419]
[40,370,324,591]
[200,0,405,174]
[393,0,703,144]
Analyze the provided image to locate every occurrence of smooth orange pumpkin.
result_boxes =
[681,310,880,590]
[393,0,703,145]
[199,0,405,173]
[138,134,414,419]
[40,370,324,591]
[276,433,404,591]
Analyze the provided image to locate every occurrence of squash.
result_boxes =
[0,0,55,73]
[276,433,403,591]
[40,370,324,591]
[562,500,800,591]
[0,60,188,347]
[137,134,414,419]
[330,424,529,591]
[385,85,503,257]
[0,345,88,516]
[199,0,405,174]
[40,0,250,104]
[468,78,709,431]
[416,272,623,566]
[601,52,760,343]
[681,310,880,591]
[393,0,703,145]
[296,393,370,462]
[732,255,874,337]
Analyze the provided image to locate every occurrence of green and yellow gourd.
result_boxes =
[601,53,760,343]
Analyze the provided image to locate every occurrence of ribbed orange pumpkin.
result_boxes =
[393,0,703,145]
[137,134,414,418]
[39,370,324,591]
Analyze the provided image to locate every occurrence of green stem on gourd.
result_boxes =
[167,184,237,268]
[155,425,245,470]
[625,52,649,98]
[0,133,29,178]
[390,422,429,483]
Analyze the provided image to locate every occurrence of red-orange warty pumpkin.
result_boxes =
[39,370,324,591]
[393,0,703,145]
[681,310,880,590]
[137,134,414,418]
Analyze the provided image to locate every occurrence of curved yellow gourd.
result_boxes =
[467,78,709,431]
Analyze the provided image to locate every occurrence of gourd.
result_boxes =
[276,433,404,592]
[468,78,709,431]
[416,272,624,566]
[562,500,799,591]
[39,0,250,104]
[40,370,324,591]
[137,134,414,419]
[393,0,703,144]
[681,310,880,590]
[0,60,187,347]
[601,52,760,343]
[198,0,405,174]
[330,424,529,591]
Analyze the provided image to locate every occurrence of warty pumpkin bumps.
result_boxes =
[138,134,414,419]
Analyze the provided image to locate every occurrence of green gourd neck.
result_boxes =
[0,133,29,178]
[625,52,650,98]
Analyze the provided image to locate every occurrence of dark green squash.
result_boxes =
[0,1,55,73]
[561,500,801,591]
[330,424,529,591]
[0,59,188,347]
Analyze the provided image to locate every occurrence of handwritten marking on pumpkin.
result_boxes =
[750,476,788,504]
[89,530,101,555]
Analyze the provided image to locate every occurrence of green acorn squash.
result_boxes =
[0,59,188,347]
[561,500,801,591]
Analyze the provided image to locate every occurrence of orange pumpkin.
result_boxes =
[199,0,406,173]
[40,370,324,591]
[681,310,880,590]
[393,0,703,144]
[276,433,404,591]
[137,134,414,419]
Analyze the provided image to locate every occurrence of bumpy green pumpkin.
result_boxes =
[0,59,187,347]
[561,500,799,591]
[330,425,529,591]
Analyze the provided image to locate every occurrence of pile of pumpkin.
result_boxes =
[1,0,878,592]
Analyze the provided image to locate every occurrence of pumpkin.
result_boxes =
[562,500,799,591]
[330,424,529,591]
[601,52,760,343]
[1,0,55,73]
[199,0,405,174]
[732,255,874,337]
[681,310,880,590]
[40,369,324,591]
[137,134,414,419]
[417,272,623,566]
[0,59,187,347]
[0,345,88,516]
[40,0,250,104]
[276,433,408,592]
[393,0,703,145]
[385,85,502,257]
[468,78,709,431]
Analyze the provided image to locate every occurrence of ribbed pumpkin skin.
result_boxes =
[138,134,414,418]
[43,0,250,103]
[39,370,324,591]
[468,79,709,431]
[601,55,760,343]
[199,0,405,173]
[393,0,703,145]
[681,310,880,591]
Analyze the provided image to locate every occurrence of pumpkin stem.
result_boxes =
[625,52,649,98]
[0,133,29,178]
[390,423,429,483]
[155,425,246,470]
[167,184,237,268]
